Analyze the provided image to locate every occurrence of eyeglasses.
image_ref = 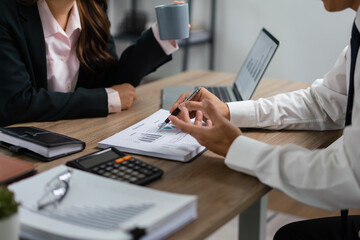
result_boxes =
[37,169,73,210]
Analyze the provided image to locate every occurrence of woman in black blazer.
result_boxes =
[0,0,175,127]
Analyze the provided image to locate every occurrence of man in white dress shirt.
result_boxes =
[169,0,360,239]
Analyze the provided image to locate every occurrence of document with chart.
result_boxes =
[98,109,206,162]
[9,165,197,240]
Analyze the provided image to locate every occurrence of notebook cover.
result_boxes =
[0,155,37,185]
[0,127,84,148]
[0,127,86,162]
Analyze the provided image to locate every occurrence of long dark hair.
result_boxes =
[19,0,115,75]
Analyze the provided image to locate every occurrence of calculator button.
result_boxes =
[120,166,127,171]
[117,172,125,177]
[110,175,117,179]
[92,167,99,172]
[111,169,119,174]
[131,172,140,176]
[140,163,147,167]
[133,166,140,170]
[105,166,113,171]
[128,163,135,168]
[103,172,111,177]
[97,169,105,175]
[130,177,138,182]
[146,165,153,170]
[129,159,136,163]
[107,162,114,166]
[123,174,131,179]
[138,174,146,179]
[122,161,129,165]
[152,168,160,172]
[125,169,133,174]
[99,164,106,169]
[139,169,152,175]
[115,155,132,164]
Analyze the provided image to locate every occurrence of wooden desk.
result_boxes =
[1,70,342,240]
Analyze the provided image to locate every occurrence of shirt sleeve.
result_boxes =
[224,46,360,210]
[224,134,360,210]
[105,88,121,113]
[151,23,179,55]
[227,46,349,131]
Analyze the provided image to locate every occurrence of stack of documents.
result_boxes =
[98,109,206,162]
[9,165,197,240]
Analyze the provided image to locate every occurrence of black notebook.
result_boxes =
[0,127,85,161]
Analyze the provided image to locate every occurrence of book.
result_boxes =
[9,165,197,240]
[98,109,206,162]
[0,127,85,161]
[0,155,36,185]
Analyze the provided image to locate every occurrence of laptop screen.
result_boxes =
[234,28,279,100]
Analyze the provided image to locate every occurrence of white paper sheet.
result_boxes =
[98,109,206,162]
[9,166,197,240]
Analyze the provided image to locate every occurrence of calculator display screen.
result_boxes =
[79,150,119,169]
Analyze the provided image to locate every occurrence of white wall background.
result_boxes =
[109,0,355,83]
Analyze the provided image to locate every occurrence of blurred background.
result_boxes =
[108,0,354,84]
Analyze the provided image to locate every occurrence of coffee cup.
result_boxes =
[155,3,189,40]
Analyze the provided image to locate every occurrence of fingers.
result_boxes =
[184,101,204,112]
[170,91,191,113]
[205,119,212,127]
[194,111,203,126]
[170,87,210,113]
[179,104,191,123]
[169,115,201,136]
[202,101,224,124]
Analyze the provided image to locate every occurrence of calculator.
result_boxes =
[66,148,163,185]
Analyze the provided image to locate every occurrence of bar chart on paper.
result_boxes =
[98,109,206,162]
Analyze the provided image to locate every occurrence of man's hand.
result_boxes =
[111,83,138,110]
[169,101,242,157]
[170,87,230,121]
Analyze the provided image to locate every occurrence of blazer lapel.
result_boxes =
[18,3,47,89]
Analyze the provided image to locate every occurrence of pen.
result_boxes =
[158,87,202,130]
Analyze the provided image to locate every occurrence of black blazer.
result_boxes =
[0,0,171,127]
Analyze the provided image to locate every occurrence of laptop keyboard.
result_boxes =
[206,87,233,102]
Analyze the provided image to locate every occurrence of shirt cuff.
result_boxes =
[224,135,270,177]
[152,23,179,55]
[227,100,257,127]
[105,88,122,113]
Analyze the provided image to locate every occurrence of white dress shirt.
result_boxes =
[224,9,360,210]
[37,0,178,113]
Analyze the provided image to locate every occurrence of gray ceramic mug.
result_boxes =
[155,3,189,40]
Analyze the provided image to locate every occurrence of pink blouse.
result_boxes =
[37,0,178,113]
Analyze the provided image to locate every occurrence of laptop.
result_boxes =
[162,28,280,110]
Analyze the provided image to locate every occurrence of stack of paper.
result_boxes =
[98,109,206,162]
[9,165,197,240]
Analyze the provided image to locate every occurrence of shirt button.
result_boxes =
[61,56,66,62]
[66,85,71,91]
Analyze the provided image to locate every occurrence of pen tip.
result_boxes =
[158,123,165,130]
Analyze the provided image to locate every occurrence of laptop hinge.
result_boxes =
[233,86,243,101]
